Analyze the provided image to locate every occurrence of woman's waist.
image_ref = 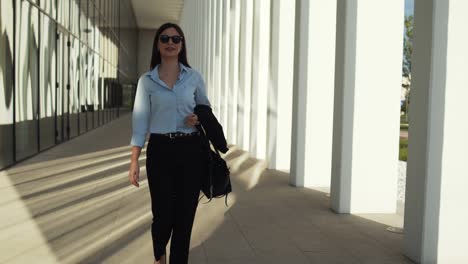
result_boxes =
[150,131,200,139]
[147,131,203,151]
[148,124,198,134]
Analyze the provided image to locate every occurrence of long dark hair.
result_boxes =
[149,23,191,70]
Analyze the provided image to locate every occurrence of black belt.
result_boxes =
[152,131,200,139]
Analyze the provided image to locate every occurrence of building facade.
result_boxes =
[0,0,138,170]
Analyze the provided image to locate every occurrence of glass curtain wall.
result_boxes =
[39,0,57,150]
[15,0,40,161]
[0,0,127,170]
[0,0,15,168]
[92,2,100,128]
[56,0,70,143]
[69,0,80,138]
[79,0,87,134]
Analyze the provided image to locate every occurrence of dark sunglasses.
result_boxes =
[159,35,183,44]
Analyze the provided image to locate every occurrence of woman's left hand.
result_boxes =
[185,113,200,127]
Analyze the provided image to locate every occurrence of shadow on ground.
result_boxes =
[0,114,414,264]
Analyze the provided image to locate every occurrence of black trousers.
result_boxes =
[146,134,206,264]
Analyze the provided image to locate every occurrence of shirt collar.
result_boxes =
[149,63,189,82]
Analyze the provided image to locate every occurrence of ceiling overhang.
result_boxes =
[130,0,185,29]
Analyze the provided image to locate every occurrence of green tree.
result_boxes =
[403,15,414,78]
[402,15,413,122]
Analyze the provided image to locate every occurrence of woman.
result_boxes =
[128,23,210,264]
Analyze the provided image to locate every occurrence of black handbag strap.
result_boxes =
[196,124,221,156]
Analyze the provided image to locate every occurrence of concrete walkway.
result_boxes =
[0,113,413,264]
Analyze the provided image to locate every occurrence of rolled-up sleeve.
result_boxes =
[194,73,211,106]
[130,77,150,147]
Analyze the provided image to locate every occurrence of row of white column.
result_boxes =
[180,0,468,262]
[181,0,295,171]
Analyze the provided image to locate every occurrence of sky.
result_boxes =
[405,0,414,16]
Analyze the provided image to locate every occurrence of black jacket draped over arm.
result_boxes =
[194,105,229,153]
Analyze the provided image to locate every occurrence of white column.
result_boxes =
[216,1,224,117]
[330,0,403,213]
[220,0,230,135]
[290,0,337,186]
[229,0,240,145]
[205,0,212,97]
[193,1,196,65]
[209,0,214,97]
[227,0,234,143]
[202,0,208,77]
[199,0,205,74]
[181,0,197,66]
[193,1,198,68]
[214,0,223,118]
[198,2,202,69]
[209,0,217,108]
[268,0,295,171]
[192,1,196,67]
[249,0,270,159]
[237,0,253,151]
[403,0,468,263]
[195,2,201,69]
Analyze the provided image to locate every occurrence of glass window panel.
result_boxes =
[57,0,63,26]
[39,13,57,150]
[99,57,104,125]
[110,0,113,42]
[104,63,109,123]
[103,0,108,62]
[15,1,39,160]
[62,33,70,141]
[0,0,15,169]
[88,46,95,129]
[63,36,69,140]
[80,0,88,46]
[56,42,63,142]
[56,30,69,143]
[58,0,69,29]
[71,0,79,36]
[111,35,115,68]
[95,4,102,126]
[79,43,87,134]
[115,1,118,36]
[88,0,94,51]
[40,0,56,18]
[69,36,79,138]
[122,84,135,108]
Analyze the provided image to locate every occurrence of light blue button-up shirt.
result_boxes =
[130,63,211,147]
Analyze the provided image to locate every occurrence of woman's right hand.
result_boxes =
[128,160,140,187]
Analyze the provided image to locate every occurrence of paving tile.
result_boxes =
[303,250,361,264]
[3,244,60,264]
[0,114,414,264]
[254,247,310,264]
